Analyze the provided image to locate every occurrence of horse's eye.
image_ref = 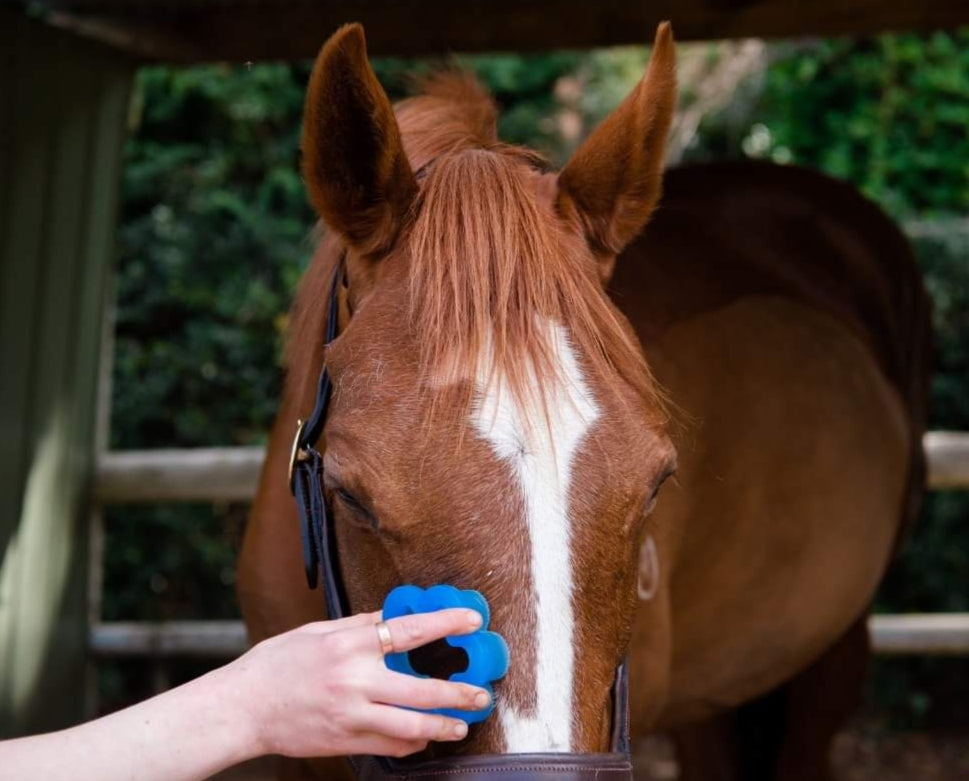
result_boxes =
[334,487,379,530]
[645,468,676,514]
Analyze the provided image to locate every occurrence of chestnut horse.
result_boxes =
[238,22,930,781]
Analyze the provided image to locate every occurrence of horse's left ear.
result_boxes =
[556,22,677,278]
[302,23,417,257]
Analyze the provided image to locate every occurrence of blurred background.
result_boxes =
[2,3,968,778]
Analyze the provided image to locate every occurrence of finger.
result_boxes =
[296,611,382,636]
[362,704,470,743]
[370,671,491,712]
[375,609,482,654]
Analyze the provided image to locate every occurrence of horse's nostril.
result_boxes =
[408,638,470,679]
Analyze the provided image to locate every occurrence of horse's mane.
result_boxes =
[290,72,664,425]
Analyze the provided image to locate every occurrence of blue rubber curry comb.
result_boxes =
[381,584,509,724]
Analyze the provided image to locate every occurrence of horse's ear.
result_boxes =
[302,24,417,256]
[557,22,677,276]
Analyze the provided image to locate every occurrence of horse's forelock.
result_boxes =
[406,144,666,430]
[394,71,499,171]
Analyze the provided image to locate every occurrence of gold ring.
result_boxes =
[375,621,395,655]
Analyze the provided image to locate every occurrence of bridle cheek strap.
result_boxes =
[290,256,350,621]
[289,259,634,780]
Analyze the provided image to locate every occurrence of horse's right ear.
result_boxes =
[302,24,417,256]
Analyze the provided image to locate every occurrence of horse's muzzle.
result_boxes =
[347,663,633,780]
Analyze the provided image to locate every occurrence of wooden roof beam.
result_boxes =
[39,0,969,63]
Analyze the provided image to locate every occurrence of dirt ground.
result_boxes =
[830,728,969,781]
[213,725,969,780]
[633,727,969,781]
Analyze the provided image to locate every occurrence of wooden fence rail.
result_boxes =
[88,431,969,660]
[95,446,264,503]
[924,431,969,489]
[870,613,969,656]
[94,432,969,503]
[90,620,247,658]
[87,614,969,658]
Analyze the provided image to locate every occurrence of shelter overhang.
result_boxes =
[23,0,969,62]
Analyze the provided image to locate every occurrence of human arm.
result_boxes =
[0,608,489,781]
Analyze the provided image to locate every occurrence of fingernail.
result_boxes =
[453,722,468,739]
[474,690,491,708]
[467,610,482,628]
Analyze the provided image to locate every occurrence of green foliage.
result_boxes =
[736,32,969,216]
[103,503,245,621]
[109,63,316,622]
[113,63,313,452]
[917,232,969,429]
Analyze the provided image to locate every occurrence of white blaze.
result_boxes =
[471,323,600,753]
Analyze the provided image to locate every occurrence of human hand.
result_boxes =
[223,609,491,760]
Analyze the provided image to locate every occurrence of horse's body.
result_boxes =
[238,25,930,781]
[621,161,930,777]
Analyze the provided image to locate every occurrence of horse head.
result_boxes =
[291,22,679,756]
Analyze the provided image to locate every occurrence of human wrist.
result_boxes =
[192,661,266,766]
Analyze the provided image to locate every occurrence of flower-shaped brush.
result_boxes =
[382,584,510,724]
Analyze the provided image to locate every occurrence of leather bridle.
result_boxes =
[289,256,635,780]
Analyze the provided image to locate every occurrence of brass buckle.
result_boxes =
[288,418,307,491]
